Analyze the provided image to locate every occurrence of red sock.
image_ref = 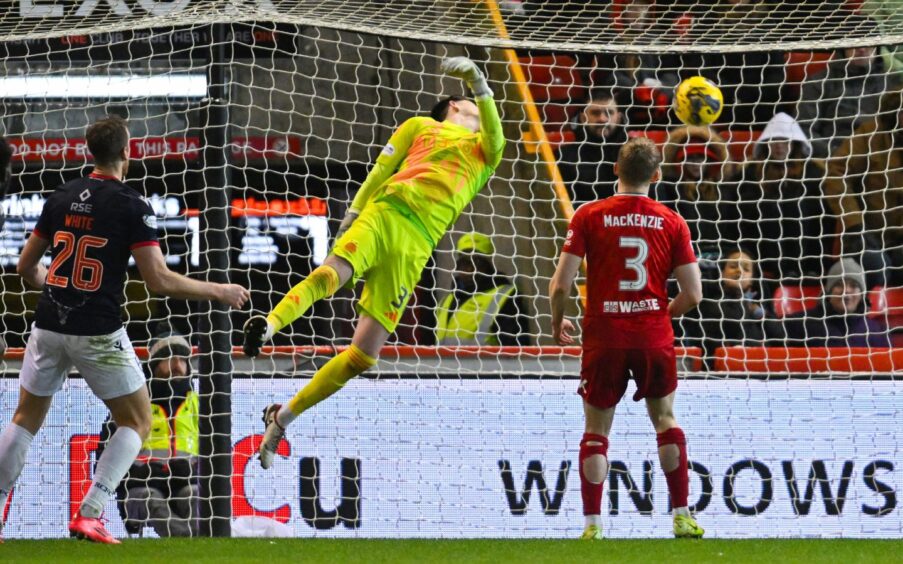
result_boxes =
[579,433,609,516]
[657,427,689,508]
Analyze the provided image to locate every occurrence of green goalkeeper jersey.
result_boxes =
[349,96,505,246]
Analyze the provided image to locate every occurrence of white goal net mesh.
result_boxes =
[0,0,900,540]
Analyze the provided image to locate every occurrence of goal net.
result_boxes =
[0,0,900,539]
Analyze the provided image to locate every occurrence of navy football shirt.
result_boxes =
[32,172,158,335]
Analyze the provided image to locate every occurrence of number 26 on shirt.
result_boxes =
[46,231,108,291]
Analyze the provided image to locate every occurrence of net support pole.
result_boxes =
[198,22,233,538]
[482,0,575,220]
[482,0,587,296]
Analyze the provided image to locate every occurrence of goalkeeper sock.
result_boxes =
[267,265,341,333]
[277,345,377,427]
[0,423,34,516]
[81,426,142,518]
[579,433,609,519]
[657,427,689,511]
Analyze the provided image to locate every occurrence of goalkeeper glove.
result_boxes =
[440,57,493,98]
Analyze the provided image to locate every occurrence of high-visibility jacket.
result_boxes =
[141,390,199,460]
[435,284,516,346]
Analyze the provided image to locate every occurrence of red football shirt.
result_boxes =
[562,193,696,349]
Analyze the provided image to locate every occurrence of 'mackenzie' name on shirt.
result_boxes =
[603,213,664,230]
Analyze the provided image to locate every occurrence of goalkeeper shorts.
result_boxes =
[332,201,433,333]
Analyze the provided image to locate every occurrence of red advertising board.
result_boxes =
[9,136,303,162]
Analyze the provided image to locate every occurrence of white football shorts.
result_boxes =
[20,325,145,400]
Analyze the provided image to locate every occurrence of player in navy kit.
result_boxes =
[549,138,704,539]
[0,116,249,543]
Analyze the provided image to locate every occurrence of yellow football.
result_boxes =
[673,76,724,126]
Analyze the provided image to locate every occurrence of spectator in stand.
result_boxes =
[558,89,629,205]
[696,0,786,127]
[797,43,891,159]
[97,329,198,537]
[435,233,532,346]
[616,0,656,38]
[736,112,830,281]
[656,125,740,271]
[784,258,892,348]
[668,0,788,126]
[862,0,903,85]
[824,88,903,287]
[596,0,788,127]
[594,0,682,127]
[682,248,784,367]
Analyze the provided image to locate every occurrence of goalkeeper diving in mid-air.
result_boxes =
[243,57,506,468]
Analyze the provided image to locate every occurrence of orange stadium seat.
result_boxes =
[519,55,585,150]
[714,347,903,373]
[785,51,833,84]
[518,55,585,103]
[719,130,762,162]
[523,128,575,153]
[610,0,627,26]
[868,286,903,329]
[544,129,576,147]
[627,129,669,145]
[773,285,822,318]
[630,129,761,163]
[540,102,573,130]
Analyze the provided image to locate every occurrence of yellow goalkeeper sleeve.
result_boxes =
[286,344,377,415]
[475,95,505,168]
[267,264,340,333]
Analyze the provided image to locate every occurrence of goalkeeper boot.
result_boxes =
[243,315,271,357]
[673,514,704,539]
[259,403,286,470]
[68,511,120,544]
[580,524,603,540]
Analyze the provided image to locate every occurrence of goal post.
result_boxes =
[197,22,233,538]
[0,0,901,539]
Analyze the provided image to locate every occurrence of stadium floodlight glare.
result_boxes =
[0,73,208,99]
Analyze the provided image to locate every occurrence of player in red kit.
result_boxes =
[549,137,704,540]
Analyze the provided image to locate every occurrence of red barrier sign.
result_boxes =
[9,136,303,162]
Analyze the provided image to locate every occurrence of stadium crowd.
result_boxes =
[545,0,902,352]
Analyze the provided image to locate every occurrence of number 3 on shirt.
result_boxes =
[619,236,648,291]
[46,231,108,291]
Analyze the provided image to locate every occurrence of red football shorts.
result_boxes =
[579,346,678,409]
